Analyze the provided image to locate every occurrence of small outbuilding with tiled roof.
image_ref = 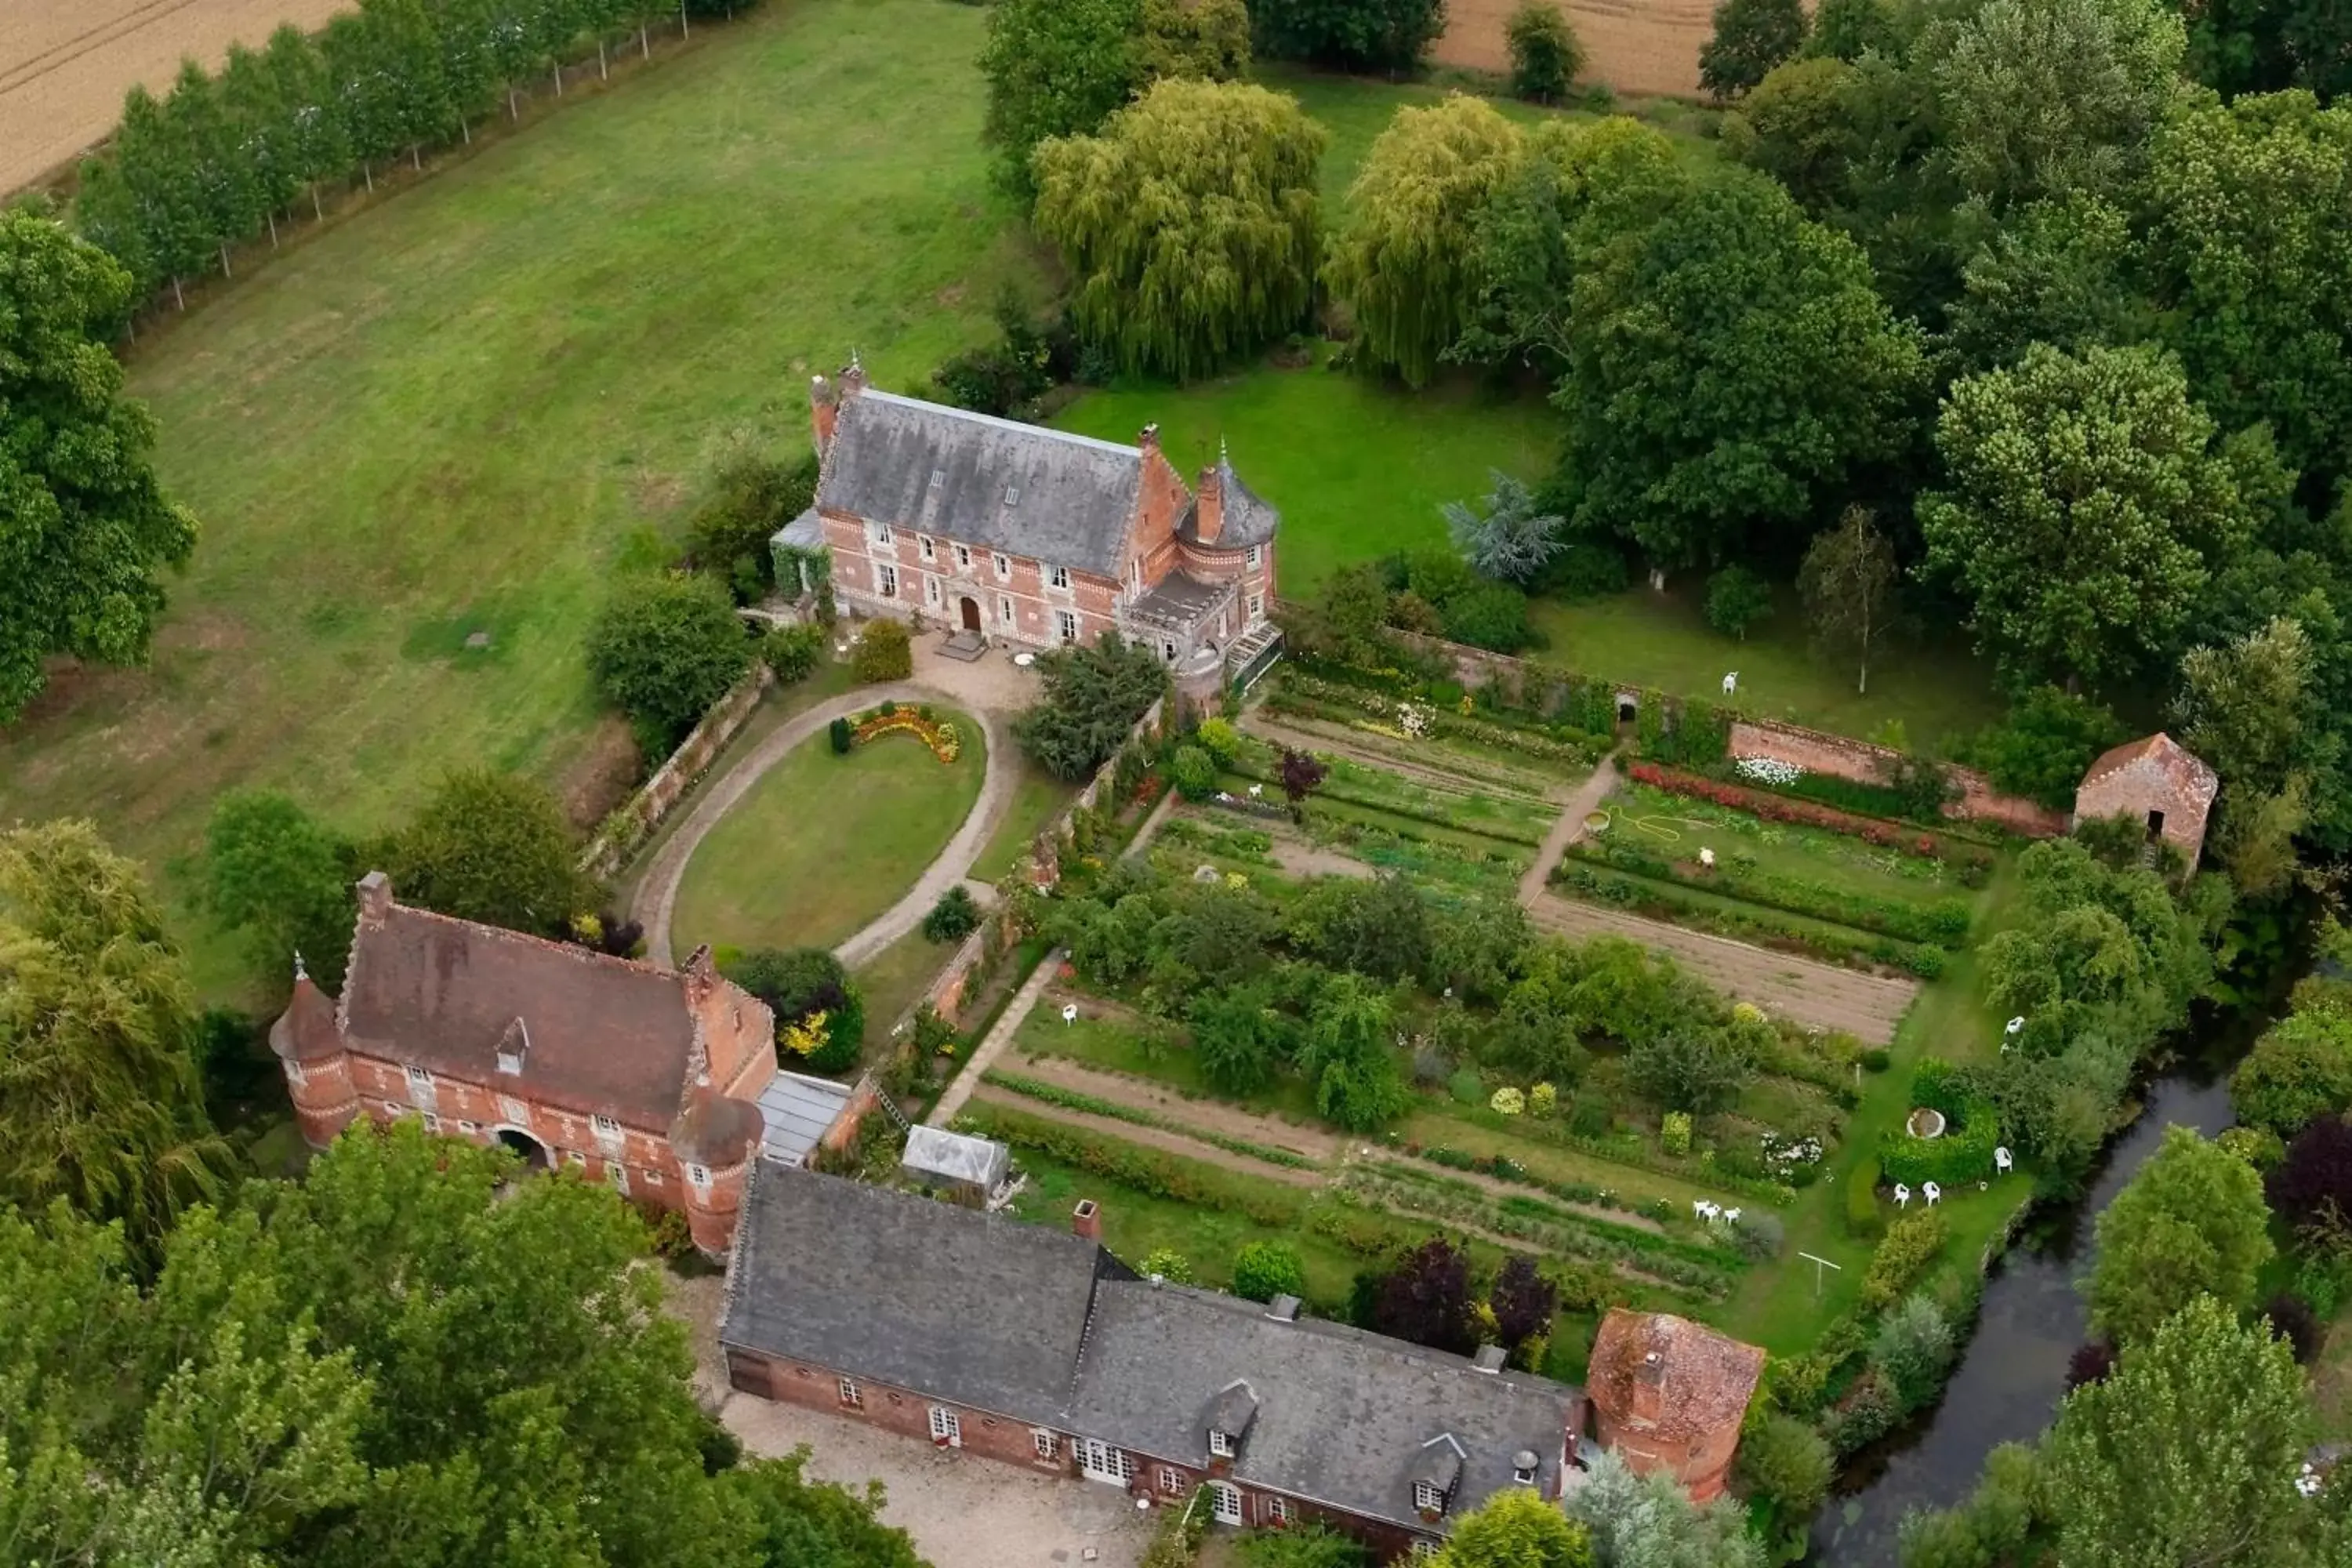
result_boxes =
[1584,1308,1766,1503]
[2073,732,2220,869]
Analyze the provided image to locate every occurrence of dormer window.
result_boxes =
[994,553,1011,580]
[1413,1482,1446,1515]
[1049,564,1069,590]
[1004,485,1021,506]
[1209,1429,1235,1458]
[496,1018,529,1076]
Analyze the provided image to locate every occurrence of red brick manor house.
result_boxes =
[773,363,1285,696]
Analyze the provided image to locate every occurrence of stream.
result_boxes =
[1805,1070,2239,1565]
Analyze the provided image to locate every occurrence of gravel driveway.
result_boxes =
[666,1275,1154,1568]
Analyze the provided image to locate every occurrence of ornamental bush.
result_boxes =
[852,618,913,682]
[588,573,754,757]
[829,716,854,754]
[763,622,824,683]
[1171,744,1218,801]
[1860,1209,1948,1311]
[724,947,865,1073]
[922,884,982,944]
[1232,1240,1308,1303]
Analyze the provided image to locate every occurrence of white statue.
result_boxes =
[2005,1016,2026,1035]
[1894,1183,1911,1208]
[1248,783,1264,800]
[1722,671,1739,697]
[1723,1207,1740,1225]
[1923,1181,1942,1207]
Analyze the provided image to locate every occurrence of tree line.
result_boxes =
[71,0,758,309]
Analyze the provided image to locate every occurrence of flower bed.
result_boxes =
[1566,837,1973,948]
[853,703,960,763]
[1629,762,1949,860]
[1552,860,1947,979]
[1272,671,1605,765]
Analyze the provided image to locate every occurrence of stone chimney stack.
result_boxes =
[356,870,392,929]
[1194,461,1224,546]
[1137,423,1160,460]
[1071,1197,1102,1241]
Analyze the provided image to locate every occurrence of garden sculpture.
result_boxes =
[1894,1183,1911,1208]
[1248,783,1263,799]
[1723,1207,1740,1225]
[1923,1181,1941,1207]
[1994,1146,2013,1174]
[1722,671,1739,696]
[1062,1004,1078,1025]
[1693,1200,1721,1221]
[1699,847,1716,868]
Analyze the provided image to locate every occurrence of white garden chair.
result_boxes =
[1923,1181,1941,1207]
[1893,1183,1911,1208]
[1994,1146,2013,1174]
[1061,1004,1078,1025]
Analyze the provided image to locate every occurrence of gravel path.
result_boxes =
[1242,713,1562,801]
[1000,1051,1345,1163]
[1519,753,1624,904]
[1526,895,1917,1044]
[969,1083,1326,1186]
[925,949,1061,1126]
[631,684,1011,967]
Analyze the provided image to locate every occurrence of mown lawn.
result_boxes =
[970,759,1080,883]
[0,0,1032,999]
[673,714,985,956]
[851,924,951,1054]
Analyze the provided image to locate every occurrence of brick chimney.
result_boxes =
[356,870,392,929]
[681,943,718,1010]
[1137,422,1160,459]
[1194,461,1224,545]
[1071,1198,1102,1241]
[811,374,838,453]
[1630,1349,1665,1424]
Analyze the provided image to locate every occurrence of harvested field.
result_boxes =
[1528,892,1918,1043]
[1434,0,1715,100]
[1,0,353,195]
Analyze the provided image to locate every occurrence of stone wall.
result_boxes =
[1726,718,2069,837]
[579,662,775,880]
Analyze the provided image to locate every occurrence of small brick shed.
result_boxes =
[2073,733,2220,869]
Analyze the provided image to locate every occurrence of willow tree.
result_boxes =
[1325,93,1524,387]
[1032,79,1324,381]
[0,820,231,1254]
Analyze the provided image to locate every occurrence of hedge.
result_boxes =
[1568,837,1973,949]
[962,1103,1305,1229]
[1858,1210,1949,1311]
[1878,1064,1998,1184]
[1846,1155,1884,1239]
[1552,861,1947,979]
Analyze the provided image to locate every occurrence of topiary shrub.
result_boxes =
[851,617,913,682]
[1232,1240,1307,1303]
[829,716,854,754]
[1171,744,1218,802]
[922,884,982,945]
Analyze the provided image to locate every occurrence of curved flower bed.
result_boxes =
[854,705,960,763]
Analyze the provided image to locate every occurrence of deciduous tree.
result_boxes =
[980,0,1142,189]
[1137,0,1250,81]
[1033,80,1323,380]
[2233,1001,2352,1137]
[2087,1125,2273,1345]
[1797,506,1900,695]
[379,768,599,935]
[1700,0,1807,100]
[1736,1413,1835,1519]
[0,212,199,721]
[724,947,864,1073]
[1566,1450,1767,1568]
[1505,2,1585,103]
[589,572,755,756]
[205,791,358,991]
[1918,343,2249,690]
[1429,1486,1595,1568]
[1013,631,1169,780]
[1369,1236,1479,1355]
[2267,1113,2352,1234]
[1327,96,1526,387]
[1250,0,1446,72]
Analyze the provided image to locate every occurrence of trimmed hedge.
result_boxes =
[1569,837,1972,949]
[1552,861,1947,979]
[1858,1210,1949,1311]
[963,1103,1305,1229]
[1878,1065,1998,1185]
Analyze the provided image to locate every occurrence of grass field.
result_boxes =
[970,759,1079,884]
[672,713,984,955]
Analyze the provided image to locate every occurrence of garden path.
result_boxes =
[998,1050,1345,1163]
[1526,895,1917,1044]
[1242,712,1561,800]
[1359,1156,1669,1236]
[967,1083,1327,1186]
[1518,753,1626,903]
[631,683,1012,967]
[925,949,1061,1126]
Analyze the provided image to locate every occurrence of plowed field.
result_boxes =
[1,0,351,194]
[1434,0,1715,100]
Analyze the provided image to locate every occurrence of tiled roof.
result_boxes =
[269,971,344,1063]
[818,391,1146,579]
[1585,1310,1763,1450]
[339,902,708,1130]
[1180,452,1279,551]
[2078,732,2219,804]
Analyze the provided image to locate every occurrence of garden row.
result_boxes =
[1551,858,1949,980]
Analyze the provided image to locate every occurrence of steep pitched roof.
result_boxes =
[269,969,344,1064]
[1180,450,1279,551]
[339,904,710,1129]
[721,1163,1120,1422]
[1586,1310,1764,1449]
[1069,1281,1574,1530]
[818,390,1149,578]
[2079,732,2220,804]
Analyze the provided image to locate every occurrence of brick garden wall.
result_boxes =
[1726,719,2068,837]
[579,662,775,880]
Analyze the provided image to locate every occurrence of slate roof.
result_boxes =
[818,391,1145,579]
[1181,451,1279,551]
[721,1169,1583,1534]
[774,506,826,551]
[1069,1280,1575,1531]
[723,1163,1123,1422]
[1123,570,1231,631]
[2078,731,2219,805]
[339,902,706,1130]
[1586,1309,1764,1450]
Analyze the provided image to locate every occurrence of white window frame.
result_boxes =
[1513,1461,1537,1485]
[869,520,894,546]
[1263,1497,1290,1526]
[877,562,898,598]
[1413,1482,1445,1515]
[607,1162,630,1196]
[1158,1465,1186,1496]
[925,575,942,608]
[1048,564,1070,590]
[954,543,972,569]
[404,1065,433,1091]
[422,1112,441,1133]
[1056,610,1079,644]
[687,1162,711,1189]
[1033,1430,1058,1461]
[1248,593,1265,619]
[929,1405,962,1446]
[1209,1429,1234,1458]
[918,535,935,561]
[998,594,1015,628]
[590,1113,622,1139]
[993,553,1011,581]
[1247,545,1261,568]
[1210,1480,1243,1526]
[839,1377,862,1409]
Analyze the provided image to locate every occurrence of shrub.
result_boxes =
[1504,0,1584,102]
[1860,1210,1948,1311]
[2066,1340,2116,1388]
[1846,1156,1884,1239]
[931,291,1058,416]
[1661,1110,1693,1156]
[1628,1029,1753,1116]
[1962,685,2128,811]
[1015,632,1170,781]
[922,885,982,945]
[2232,1008,2352,1138]
[1821,1367,1900,1455]
[1447,1068,1486,1105]
[1879,1098,1999,1185]
[724,947,864,1073]
[2267,1115,2352,1233]
[829,716,854,754]
[681,439,816,601]
[762,622,824,683]
[1195,716,1243,765]
[2263,1291,2325,1364]
[1871,1291,1956,1411]
[1232,1240,1308,1303]
[1860,1047,1892,1073]
[851,618,913,682]
[1439,580,1538,654]
[1704,564,1773,641]
[1736,1411,1834,1516]
[588,573,755,756]
[1171,744,1218,802]
[1139,1247,1197,1285]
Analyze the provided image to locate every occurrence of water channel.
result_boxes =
[1806,1069,2238,1565]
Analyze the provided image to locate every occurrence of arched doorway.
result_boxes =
[495,1126,550,1170]
[960,596,982,632]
